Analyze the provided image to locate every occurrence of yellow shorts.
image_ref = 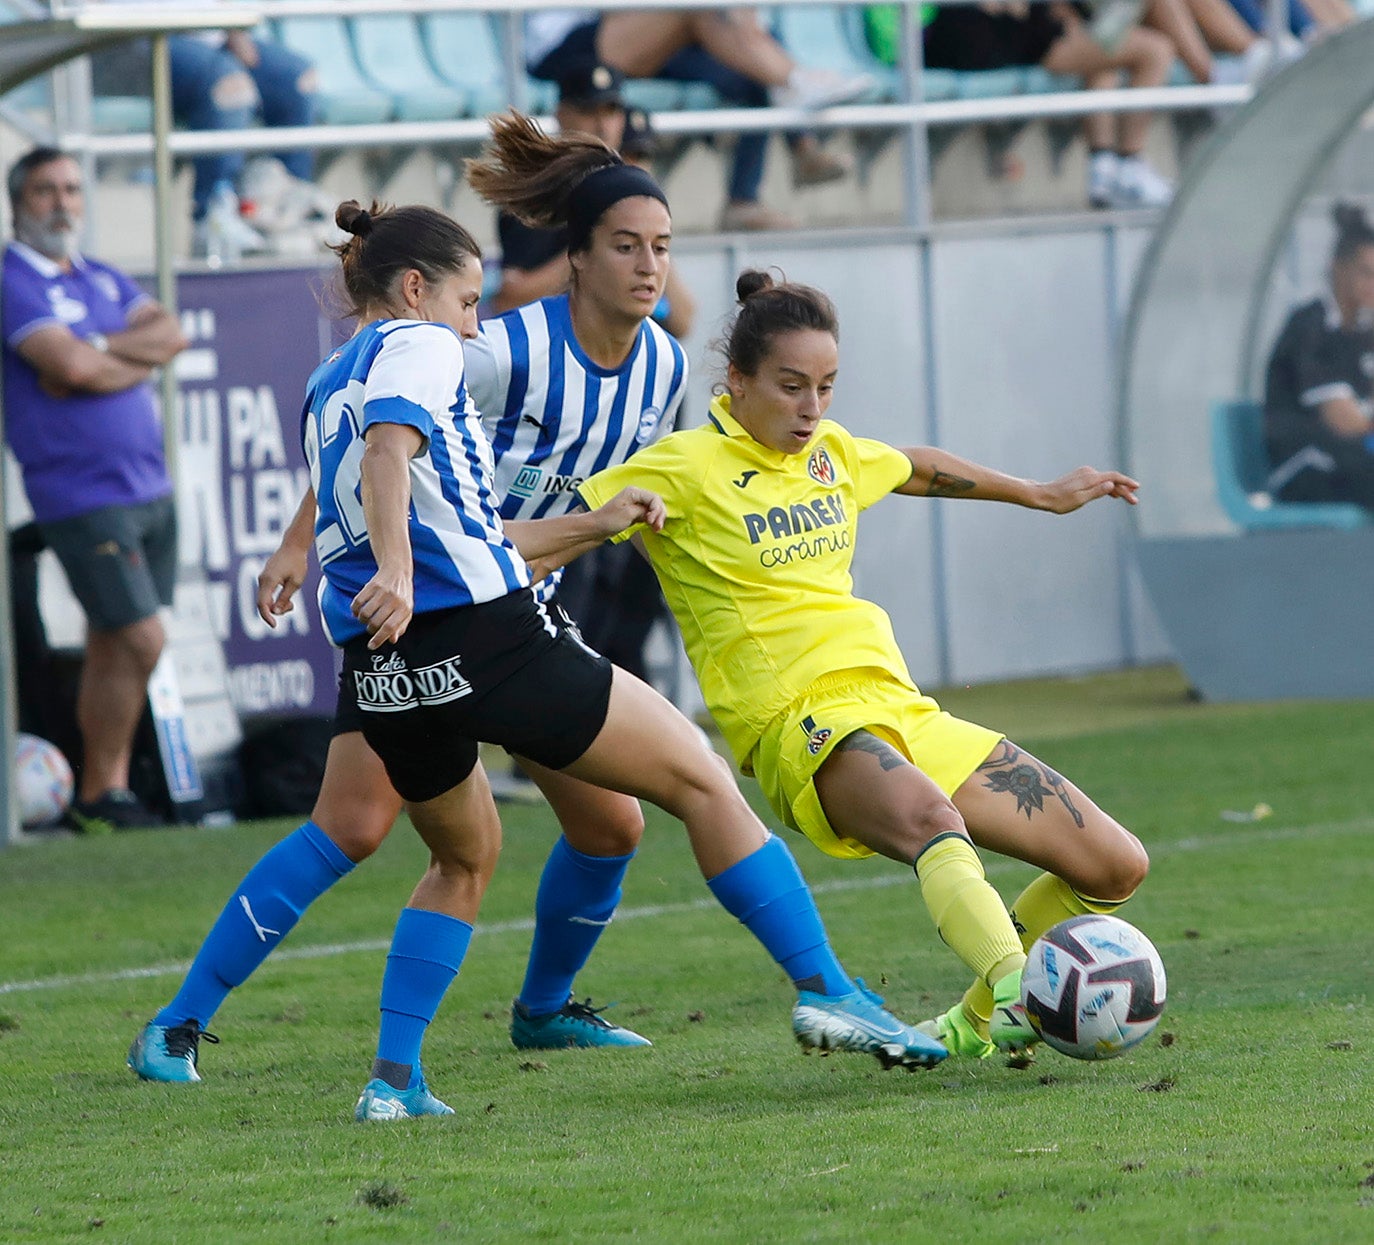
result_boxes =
[749,669,1003,861]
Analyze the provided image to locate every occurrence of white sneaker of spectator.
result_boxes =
[194,183,267,265]
[1087,151,1120,209]
[770,65,874,111]
[241,157,333,233]
[1212,35,1304,88]
[1109,155,1174,209]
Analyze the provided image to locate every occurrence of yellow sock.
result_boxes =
[960,872,1133,1037]
[914,834,1025,998]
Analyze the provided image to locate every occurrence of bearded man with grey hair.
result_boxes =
[2,147,187,832]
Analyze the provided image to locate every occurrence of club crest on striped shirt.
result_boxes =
[635,406,663,442]
[807,447,835,486]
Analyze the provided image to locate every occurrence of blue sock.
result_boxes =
[707,835,854,997]
[375,907,473,1089]
[156,821,355,1027]
[517,838,633,1017]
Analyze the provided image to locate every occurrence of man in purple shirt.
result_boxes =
[3,147,187,831]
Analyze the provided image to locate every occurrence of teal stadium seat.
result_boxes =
[954,67,1029,99]
[350,14,466,121]
[622,80,689,113]
[839,7,934,101]
[275,16,393,125]
[420,12,506,117]
[774,7,887,102]
[1210,399,1368,530]
[1024,66,1081,94]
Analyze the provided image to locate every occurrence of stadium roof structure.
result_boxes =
[1,4,260,846]
[1119,17,1374,701]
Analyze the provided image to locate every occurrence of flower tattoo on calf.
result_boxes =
[976,741,1085,828]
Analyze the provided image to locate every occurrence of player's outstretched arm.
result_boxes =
[894,446,1139,513]
[256,486,318,628]
[352,423,423,650]
[505,489,665,582]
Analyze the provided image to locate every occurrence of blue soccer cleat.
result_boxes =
[792,979,948,1070]
[510,997,652,1050]
[127,1019,219,1083]
[354,1077,455,1122]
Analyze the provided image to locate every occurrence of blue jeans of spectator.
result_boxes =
[652,46,767,205]
[1223,0,1313,38]
[169,35,318,219]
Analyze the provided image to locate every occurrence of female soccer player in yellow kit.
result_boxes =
[579,270,1150,1059]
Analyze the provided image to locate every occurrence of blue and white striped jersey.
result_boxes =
[301,318,531,645]
[466,294,688,600]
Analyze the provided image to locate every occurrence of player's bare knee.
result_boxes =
[892,795,966,860]
[318,813,391,862]
[1080,832,1150,902]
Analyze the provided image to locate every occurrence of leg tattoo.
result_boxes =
[976,741,1085,828]
[836,729,908,772]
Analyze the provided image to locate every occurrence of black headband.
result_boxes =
[565,163,668,252]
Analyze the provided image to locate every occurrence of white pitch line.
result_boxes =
[1,815,1368,999]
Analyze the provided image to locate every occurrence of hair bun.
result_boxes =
[735,269,775,304]
[335,200,374,237]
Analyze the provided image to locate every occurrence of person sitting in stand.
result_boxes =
[1263,202,1374,510]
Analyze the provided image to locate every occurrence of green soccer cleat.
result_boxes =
[915,1003,995,1060]
[354,1077,455,1122]
[127,1019,219,1083]
[792,979,947,1071]
[510,997,652,1050]
[990,970,1041,1066]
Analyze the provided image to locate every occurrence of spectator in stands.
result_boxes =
[1,148,188,831]
[912,2,1178,207]
[90,4,324,258]
[525,9,873,230]
[1263,202,1374,510]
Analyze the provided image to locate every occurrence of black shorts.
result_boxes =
[529,18,599,80]
[339,590,612,804]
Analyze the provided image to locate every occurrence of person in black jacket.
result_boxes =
[1264,203,1374,509]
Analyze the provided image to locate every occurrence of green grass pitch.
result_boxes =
[1,667,1371,1242]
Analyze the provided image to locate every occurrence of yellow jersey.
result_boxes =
[577,393,919,769]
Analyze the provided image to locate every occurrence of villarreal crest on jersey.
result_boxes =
[578,394,920,767]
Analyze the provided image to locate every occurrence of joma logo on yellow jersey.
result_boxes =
[742,494,847,544]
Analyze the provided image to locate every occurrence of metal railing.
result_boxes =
[19,0,1267,228]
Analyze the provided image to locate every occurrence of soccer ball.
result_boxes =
[1021,915,1166,1060]
[13,733,75,828]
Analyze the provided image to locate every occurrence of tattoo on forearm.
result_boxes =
[928,470,976,498]
[837,729,908,772]
[976,741,1085,827]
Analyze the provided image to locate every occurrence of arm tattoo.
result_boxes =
[836,729,908,772]
[927,470,976,498]
[976,740,1085,828]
